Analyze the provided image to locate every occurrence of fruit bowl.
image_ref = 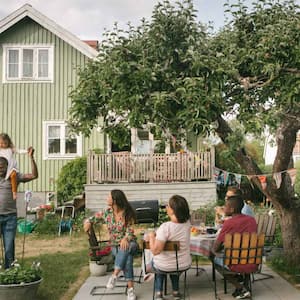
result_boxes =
[190,227,200,236]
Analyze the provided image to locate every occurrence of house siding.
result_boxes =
[0,17,104,194]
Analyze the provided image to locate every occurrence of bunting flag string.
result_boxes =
[214,166,297,190]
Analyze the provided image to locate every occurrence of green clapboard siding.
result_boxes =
[0,17,104,193]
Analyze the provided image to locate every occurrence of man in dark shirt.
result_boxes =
[0,147,38,268]
[212,194,257,299]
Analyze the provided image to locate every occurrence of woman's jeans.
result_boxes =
[112,246,134,281]
[0,214,17,269]
[150,261,180,292]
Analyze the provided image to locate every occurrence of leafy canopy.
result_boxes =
[69,0,300,148]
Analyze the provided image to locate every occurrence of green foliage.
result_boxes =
[271,255,300,284]
[33,213,60,235]
[68,0,300,261]
[28,249,88,300]
[56,157,87,204]
[0,262,42,284]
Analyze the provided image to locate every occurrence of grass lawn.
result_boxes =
[15,232,90,300]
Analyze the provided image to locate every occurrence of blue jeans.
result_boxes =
[112,246,134,281]
[150,261,180,293]
[0,214,17,269]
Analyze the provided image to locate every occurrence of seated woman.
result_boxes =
[84,189,138,300]
[144,195,191,300]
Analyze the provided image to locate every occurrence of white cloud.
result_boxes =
[1,0,298,41]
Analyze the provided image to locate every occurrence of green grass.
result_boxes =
[23,249,89,300]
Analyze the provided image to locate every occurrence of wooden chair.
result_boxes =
[143,241,189,300]
[213,232,265,300]
[87,224,127,296]
[254,213,277,280]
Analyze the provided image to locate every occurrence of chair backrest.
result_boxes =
[223,232,265,266]
[255,214,277,244]
[88,224,99,247]
[143,241,180,272]
[191,210,206,226]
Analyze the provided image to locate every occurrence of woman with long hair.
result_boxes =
[84,189,138,300]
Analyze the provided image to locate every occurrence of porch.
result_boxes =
[85,150,216,212]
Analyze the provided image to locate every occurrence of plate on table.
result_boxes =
[202,234,217,238]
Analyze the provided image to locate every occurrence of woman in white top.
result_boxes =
[145,195,191,300]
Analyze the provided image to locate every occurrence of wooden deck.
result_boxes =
[87,150,214,184]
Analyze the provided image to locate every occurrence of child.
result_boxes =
[0,133,18,200]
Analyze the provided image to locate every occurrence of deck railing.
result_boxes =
[87,149,214,184]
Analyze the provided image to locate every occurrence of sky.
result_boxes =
[0,0,299,41]
[0,0,245,41]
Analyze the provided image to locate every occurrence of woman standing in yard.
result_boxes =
[84,189,138,300]
[144,195,191,300]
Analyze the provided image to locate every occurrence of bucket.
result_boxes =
[17,220,35,234]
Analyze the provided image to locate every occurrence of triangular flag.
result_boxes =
[234,173,242,186]
[223,171,229,185]
[246,175,255,189]
[287,168,297,186]
[258,175,267,190]
[273,172,282,189]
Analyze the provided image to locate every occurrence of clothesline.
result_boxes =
[214,166,291,178]
[214,167,297,189]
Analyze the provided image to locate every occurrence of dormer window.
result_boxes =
[2,44,54,82]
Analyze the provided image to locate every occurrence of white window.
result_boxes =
[43,121,82,160]
[2,44,54,82]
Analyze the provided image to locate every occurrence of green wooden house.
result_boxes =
[0,4,104,204]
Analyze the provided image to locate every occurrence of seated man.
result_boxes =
[211,194,257,299]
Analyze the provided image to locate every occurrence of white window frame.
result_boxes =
[2,44,54,83]
[43,121,82,160]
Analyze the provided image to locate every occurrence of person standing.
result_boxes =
[84,189,138,300]
[0,147,38,268]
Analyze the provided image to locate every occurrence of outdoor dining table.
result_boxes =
[189,233,217,276]
[190,233,216,257]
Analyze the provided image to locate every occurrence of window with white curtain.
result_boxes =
[43,121,82,159]
[3,44,53,82]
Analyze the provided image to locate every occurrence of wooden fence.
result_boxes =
[87,150,214,184]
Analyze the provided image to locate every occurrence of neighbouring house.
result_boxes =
[0,4,104,211]
[264,131,300,165]
[0,4,217,213]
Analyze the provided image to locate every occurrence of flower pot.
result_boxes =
[89,261,107,276]
[0,278,42,300]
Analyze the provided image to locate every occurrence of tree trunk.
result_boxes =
[215,114,300,265]
[278,206,300,265]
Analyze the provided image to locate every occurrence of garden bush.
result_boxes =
[56,157,87,204]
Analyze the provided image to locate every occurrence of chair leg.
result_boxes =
[224,275,227,294]
[213,263,218,299]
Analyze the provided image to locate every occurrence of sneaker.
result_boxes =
[235,289,251,299]
[143,273,154,282]
[154,292,164,300]
[172,291,182,300]
[232,288,242,297]
[106,275,117,289]
[127,287,136,300]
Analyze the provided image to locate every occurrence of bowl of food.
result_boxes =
[190,227,200,236]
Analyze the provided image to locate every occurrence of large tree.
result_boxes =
[69,0,300,264]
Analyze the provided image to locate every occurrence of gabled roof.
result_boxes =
[0,3,98,59]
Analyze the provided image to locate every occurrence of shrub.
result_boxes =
[33,213,60,235]
[56,157,87,204]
